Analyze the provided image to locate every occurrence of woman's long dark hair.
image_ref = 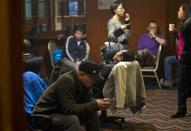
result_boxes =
[110,0,123,15]
[178,0,191,30]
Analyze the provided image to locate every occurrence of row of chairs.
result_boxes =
[48,39,162,89]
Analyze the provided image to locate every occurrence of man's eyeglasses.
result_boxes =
[149,27,157,29]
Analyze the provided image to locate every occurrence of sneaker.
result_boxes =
[160,80,173,88]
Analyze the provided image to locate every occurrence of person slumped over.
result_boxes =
[33,61,110,131]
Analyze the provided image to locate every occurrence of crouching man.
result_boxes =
[33,61,110,131]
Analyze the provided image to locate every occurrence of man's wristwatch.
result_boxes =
[152,36,156,39]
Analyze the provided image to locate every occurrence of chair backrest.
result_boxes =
[48,40,58,67]
[154,44,162,70]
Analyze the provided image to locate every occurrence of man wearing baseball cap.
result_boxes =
[33,61,109,131]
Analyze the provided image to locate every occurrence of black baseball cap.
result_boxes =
[79,61,104,80]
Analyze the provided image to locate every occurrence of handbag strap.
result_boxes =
[107,39,119,47]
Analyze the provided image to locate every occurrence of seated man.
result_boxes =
[23,71,47,128]
[160,55,179,87]
[160,38,179,88]
[62,25,89,71]
[136,20,166,67]
[33,61,110,131]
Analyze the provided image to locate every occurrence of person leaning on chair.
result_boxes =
[136,20,166,67]
[33,61,111,131]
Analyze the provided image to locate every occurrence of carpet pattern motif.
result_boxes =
[106,90,191,131]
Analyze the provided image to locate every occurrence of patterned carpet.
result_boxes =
[104,89,191,131]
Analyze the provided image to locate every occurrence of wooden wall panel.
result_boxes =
[86,0,179,79]
[86,0,179,78]
[86,0,177,62]
[125,0,168,50]
[86,0,111,62]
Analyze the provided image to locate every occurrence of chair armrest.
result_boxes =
[32,114,51,119]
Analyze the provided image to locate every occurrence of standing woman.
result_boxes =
[102,0,146,113]
[104,0,131,63]
[108,0,130,47]
[171,0,191,118]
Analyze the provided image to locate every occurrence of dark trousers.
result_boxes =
[177,61,191,112]
[177,63,187,112]
[37,112,100,131]
[48,114,80,131]
[80,112,100,131]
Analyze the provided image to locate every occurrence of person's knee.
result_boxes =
[68,115,80,125]
[165,56,171,64]
[64,115,81,130]
[50,114,81,131]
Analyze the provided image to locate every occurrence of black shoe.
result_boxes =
[171,111,187,118]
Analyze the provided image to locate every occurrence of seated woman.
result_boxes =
[136,20,166,67]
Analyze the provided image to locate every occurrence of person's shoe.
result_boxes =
[130,106,138,114]
[171,111,187,118]
[160,80,173,88]
[130,104,146,115]
[137,105,146,114]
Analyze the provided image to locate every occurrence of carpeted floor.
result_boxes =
[103,89,191,131]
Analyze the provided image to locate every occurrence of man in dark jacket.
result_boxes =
[33,61,110,131]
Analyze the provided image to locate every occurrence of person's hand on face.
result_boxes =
[125,13,130,22]
[147,22,157,38]
[149,30,156,38]
[113,51,123,62]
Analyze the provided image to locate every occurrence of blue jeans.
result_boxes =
[164,56,179,81]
